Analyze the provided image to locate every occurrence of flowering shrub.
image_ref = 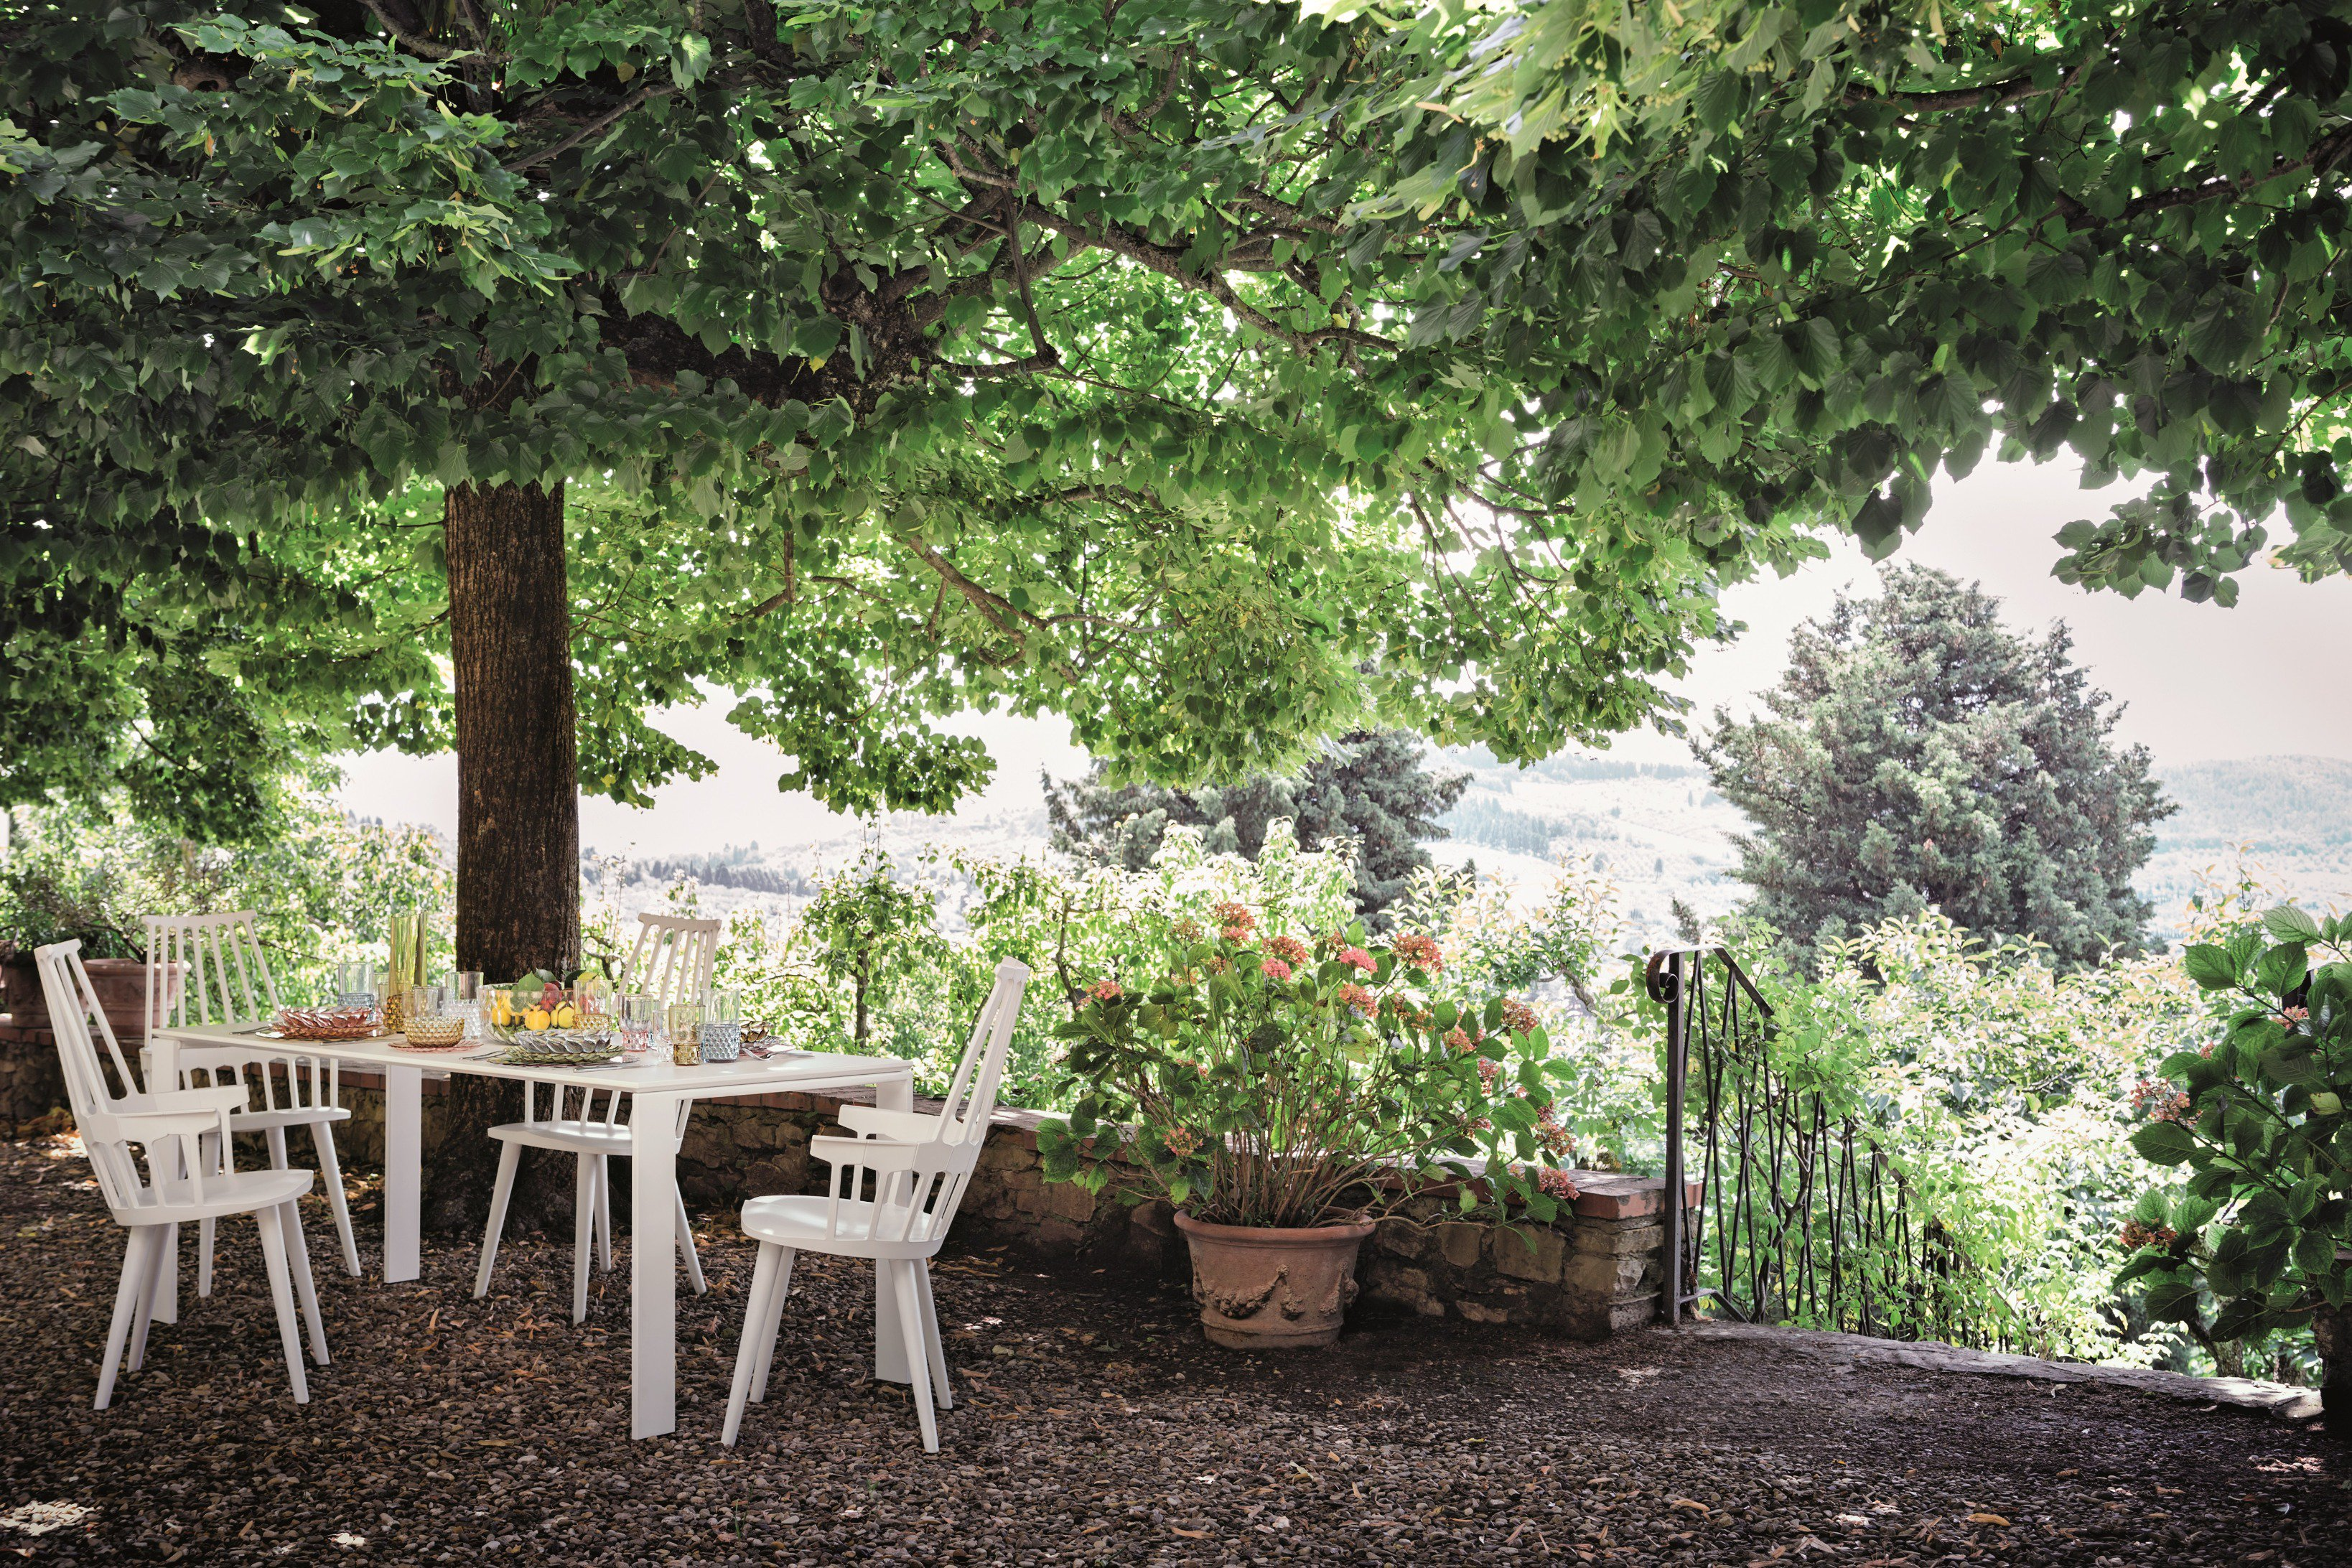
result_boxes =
[2124,905,2352,1355]
[1036,918,1579,1228]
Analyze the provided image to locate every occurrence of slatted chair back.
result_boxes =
[811,961,1026,1254]
[621,913,722,1009]
[933,958,1028,1146]
[145,910,281,1031]
[144,912,337,1120]
[37,941,228,1220]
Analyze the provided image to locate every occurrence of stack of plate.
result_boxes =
[489,1028,623,1066]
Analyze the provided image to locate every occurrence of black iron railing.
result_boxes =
[1646,946,1994,1347]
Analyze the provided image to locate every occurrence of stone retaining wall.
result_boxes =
[1,1018,1686,1339]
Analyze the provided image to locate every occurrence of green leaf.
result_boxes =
[2262,905,2323,945]
[2183,944,2238,989]
[2130,1121,2197,1165]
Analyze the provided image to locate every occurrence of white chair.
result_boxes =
[34,940,329,1408]
[475,913,723,1322]
[144,913,361,1307]
[724,958,1028,1453]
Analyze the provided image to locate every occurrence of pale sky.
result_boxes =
[334,454,2352,853]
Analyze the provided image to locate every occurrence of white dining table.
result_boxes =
[146,1026,918,1439]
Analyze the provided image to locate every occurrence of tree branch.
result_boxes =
[505,84,673,173]
[360,0,505,64]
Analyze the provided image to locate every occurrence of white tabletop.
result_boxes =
[150,1024,914,1098]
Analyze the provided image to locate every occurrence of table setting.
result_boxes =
[144,907,921,1439]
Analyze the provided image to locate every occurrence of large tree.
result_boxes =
[1697,566,2173,968]
[7,1,2352,1205]
[1360,0,2352,600]
[1044,728,1467,923]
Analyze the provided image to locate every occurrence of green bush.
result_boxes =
[2124,905,2352,1361]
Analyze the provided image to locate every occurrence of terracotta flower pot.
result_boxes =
[1,957,179,1042]
[1172,1211,1378,1350]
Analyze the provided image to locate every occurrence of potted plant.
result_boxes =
[1039,904,1578,1348]
[0,850,169,1038]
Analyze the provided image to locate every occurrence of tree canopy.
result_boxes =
[5,0,2350,846]
[1697,565,2173,969]
[1044,727,1468,923]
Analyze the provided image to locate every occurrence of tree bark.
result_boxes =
[2315,1300,2351,1439]
[428,479,582,1233]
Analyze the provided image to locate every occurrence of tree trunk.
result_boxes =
[428,479,582,1233]
[2315,1300,2351,1439]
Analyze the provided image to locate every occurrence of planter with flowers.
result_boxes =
[1038,902,1579,1349]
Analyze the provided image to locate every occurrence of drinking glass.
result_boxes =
[335,961,375,1009]
[620,994,656,1054]
[666,1001,701,1067]
[699,988,743,1063]
[455,971,485,1040]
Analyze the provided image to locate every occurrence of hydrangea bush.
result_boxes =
[1037,905,1578,1229]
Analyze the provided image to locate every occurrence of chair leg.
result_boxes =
[152,1221,180,1327]
[278,1200,330,1367]
[196,1130,220,1299]
[96,1228,158,1411]
[474,1140,523,1299]
[312,1120,363,1277]
[572,1153,597,1325]
[128,1222,171,1373]
[253,1208,310,1404]
[915,1259,953,1411]
[673,1184,707,1295]
[722,1243,784,1448]
[750,1248,795,1403]
[889,1261,940,1452]
[593,1155,613,1271]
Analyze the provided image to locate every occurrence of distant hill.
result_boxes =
[2136,755,2352,932]
[1432,748,2352,949]
[577,750,2351,950]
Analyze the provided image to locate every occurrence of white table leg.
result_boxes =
[384,1064,422,1284]
[872,1069,915,1386]
[631,1091,685,1439]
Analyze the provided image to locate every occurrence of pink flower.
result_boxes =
[1336,982,1376,1016]
[1475,1057,1501,1088]
[1213,901,1256,941]
[1260,958,1294,981]
[1534,1166,1579,1201]
[1444,1025,1475,1054]
[1499,997,1541,1036]
[1339,946,1375,974]
[1391,932,1444,973]
[1087,979,1122,1003]
[1264,934,1310,965]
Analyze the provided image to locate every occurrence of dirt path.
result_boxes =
[1,1133,2345,1564]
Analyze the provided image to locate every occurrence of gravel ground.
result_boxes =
[2,1130,2348,1566]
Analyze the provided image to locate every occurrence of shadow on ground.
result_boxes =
[1,1132,2346,1565]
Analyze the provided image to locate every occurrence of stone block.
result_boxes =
[1437,1223,1483,1269]
[1045,1179,1096,1223]
[1492,1228,1565,1284]
[1455,1299,1511,1325]
[1563,1250,1648,1299]
[1373,1219,1426,1260]
[1034,1217,1085,1252]
[1572,1219,1663,1256]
